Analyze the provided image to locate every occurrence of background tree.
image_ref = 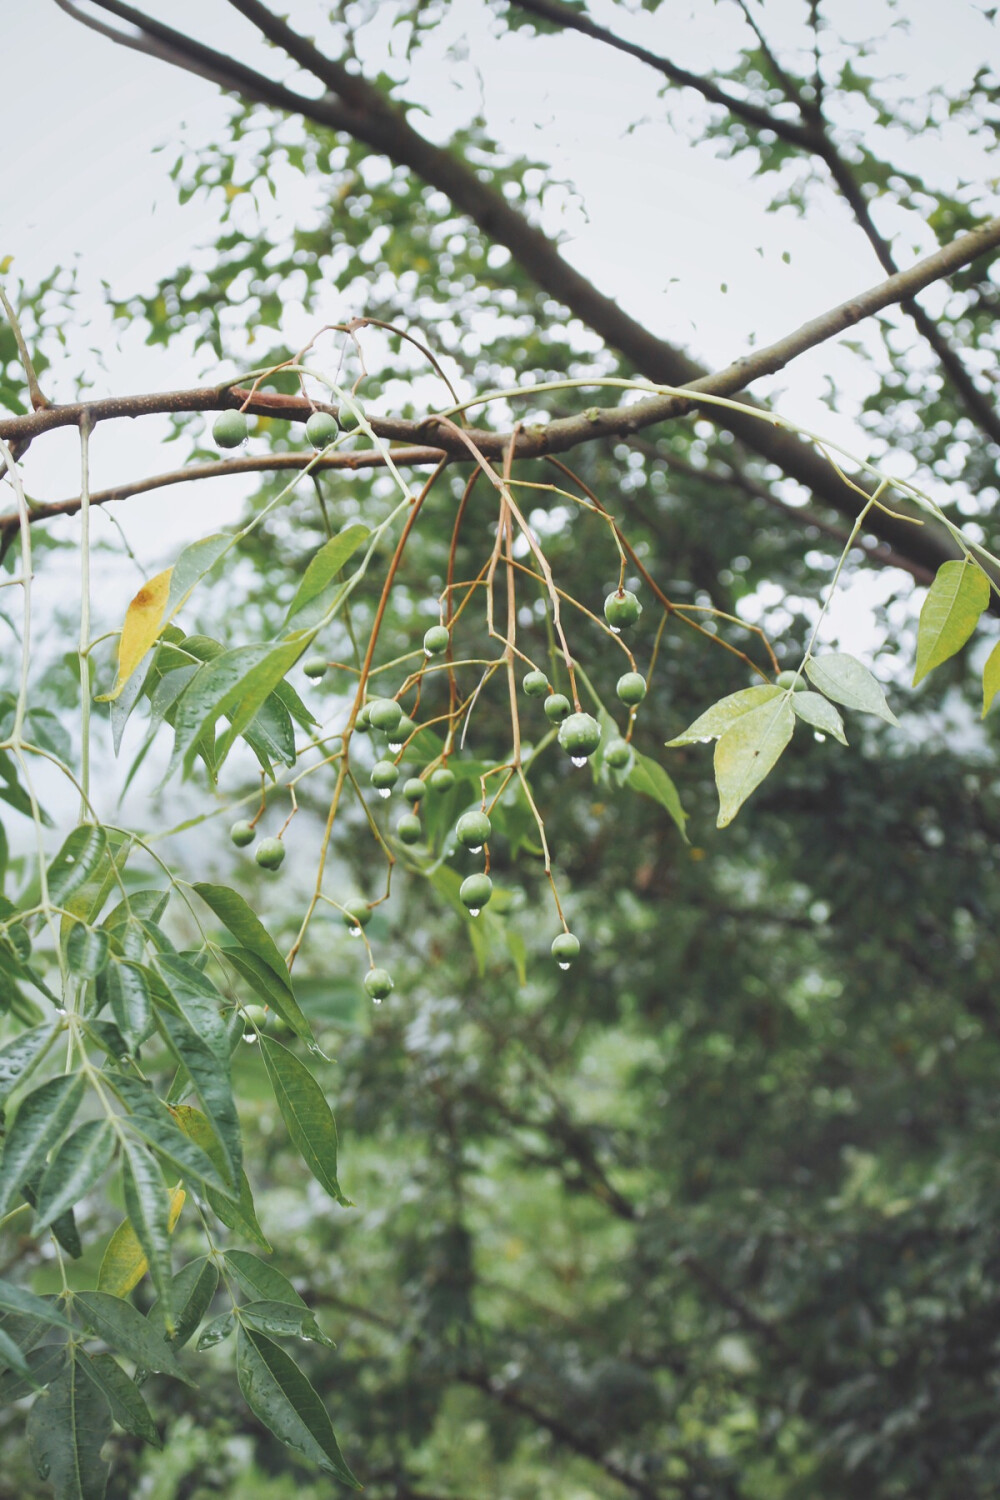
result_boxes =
[1,2,999,1497]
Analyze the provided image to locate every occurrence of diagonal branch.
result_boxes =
[511,0,1000,450]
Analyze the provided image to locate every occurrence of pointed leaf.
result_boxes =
[240,1301,333,1347]
[259,1036,348,1206]
[117,1143,176,1325]
[97,961,153,1050]
[156,1008,241,1184]
[791,690,848,745]
[0,1021,60,1107]
[46,826,108,908]
[805,653,899,724]
[74,1292,191,1383]
[213,638,309,768]
[0,1278,71,1331]
[0,1074,85,1218]
[626,751,688,838]
[109,1073,233,1197]
[913,559,990,686]
[285,524,369,623]
[154,955,229,1061]
[65,923,110,979]
[27,1358,112,1500]
[78,1352,160,1447]
[98,1184,185,1300]
[33,1121,116,1232]
[172,1108,270,1249]
[164,533,232,618]
[102,567,172,702]
[197,1311,235,1351]
[224,1251,307,1309]
[218,948,312,1043]
[192,885,296,1002]
[149,1257,219,1352]
[714,697,795,828]
[667,685,782,746]
[236,1326,360,1487]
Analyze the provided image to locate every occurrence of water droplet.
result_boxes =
[558,962,570,971]
[348,925,362,938]
[571,755,587,767]
[468,907,480,917]
[469,844,482,853]
[610,625,621,635]
[242,1031,259,1044]
[378,788,391,799]
[423,648,433,658]
[813,731,826,743]
[388,740,402,753]
[372,996,382,1005]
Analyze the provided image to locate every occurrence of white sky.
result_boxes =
[2,0,997,659]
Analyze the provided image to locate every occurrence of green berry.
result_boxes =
[616,672,647,706]
[354,703,372,733]
[368,698,403,734]
[544,693,571,723]
[423,624,450,656]
[604,589,642,629]
[302,655,328,679]
[371,760,400,791]
[604,737,632,769]
[776,670,806,691]
[429,767,456,793]
[230,819,255,848]
[255,838,285,871]
[403,777,427,803]
[395,715,417,744]
[213,410,249,449]
[397,813,422,845]
[243,1004,269,1031]
[460,872,493,913]
[551,932,581,966]
[558,712,602,760]
[364,967,394,1002]
[523,669,549,698]
[456,810,492,849]
[306,410,339,447]
[342,899,372,931]
[338,402,362,431]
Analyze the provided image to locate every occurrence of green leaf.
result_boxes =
[46,825,108,907]
[75,1291,191,1382]
[240,1300,333,1347]
[0,1278,71,1331]
[0,1021,60,1108]
[236,1326,360,1487]
[218,947,313,1043]
[213,638,309,768]
[154,954,229,1061]
[284,524,369,623]
[791,690,848,745]
[913,559,990,686]
[168,644,271,776]
[259,1036,348,1206]
[197,1311,235,1351]
[0,1074,86,1218]
[78,1352,160,1447]
[155,1257,219,1351]
[27,1357,113,1500]
[626,751,688,838]
[0,1323,36,1383]
[192,884,294,998]
[224,1251,307,1309]
[714,697,795,828]
[164,533,232,619]
[33,1121,116,1232]
[0,1343,65,1405]
[667,685,782,746]
[156,1008,242,1185]
[805,653,899,724]
[97,961,154,1050]
[983,640,1000,717]
[119,1141,175,1329]
[171,1107,270,1249]
[65,923,110,979]
[98,1184,185,1300]
[109,1074,233,1197]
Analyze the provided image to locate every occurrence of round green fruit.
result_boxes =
[213,410,248,449]
[544,693,571,723]
[604,589,642,629]
[403,777,427,803]
[394,715,417,743]
[429,767,456,793]
[558,712,602,759]
[354,703,372,733]
[523,669,549,698]
[338,402,362,431]
[776,670,806,691]
[302,655,328,679]
[460,873,493,913]
[364,967,394,1002]
[368,698,402,734]
[243,1004,269,1031]
[616,671,647,706]
[397,813,422,845]
[456,810,492,849]
[423,624,450,656]
[604,737,632,769]
[371,760,400,791]
[230,819,255,848]
[255,837,285,871]
[551,932,581,966]
[306,410,339,447]
[342,899,372,932]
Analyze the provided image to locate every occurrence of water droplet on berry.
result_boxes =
[348,925,362,938]
[372,996,382,1006]
[388,740,402,753]
[469,907,481,917]
[571,755,587,767]
[814,732,826,743]
[378,788,391,799]
[243,1031,259,1044]
[558,962,570,971]
[469,843,483,853]
[610,625,621,635]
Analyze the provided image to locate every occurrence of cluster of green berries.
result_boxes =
[213,402,364,453]
[230,819,286,871]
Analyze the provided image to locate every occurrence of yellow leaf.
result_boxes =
[0,255,13,275]
[98,1185,185,1296]
[100,567,173,702]
[983,641,1000,718]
